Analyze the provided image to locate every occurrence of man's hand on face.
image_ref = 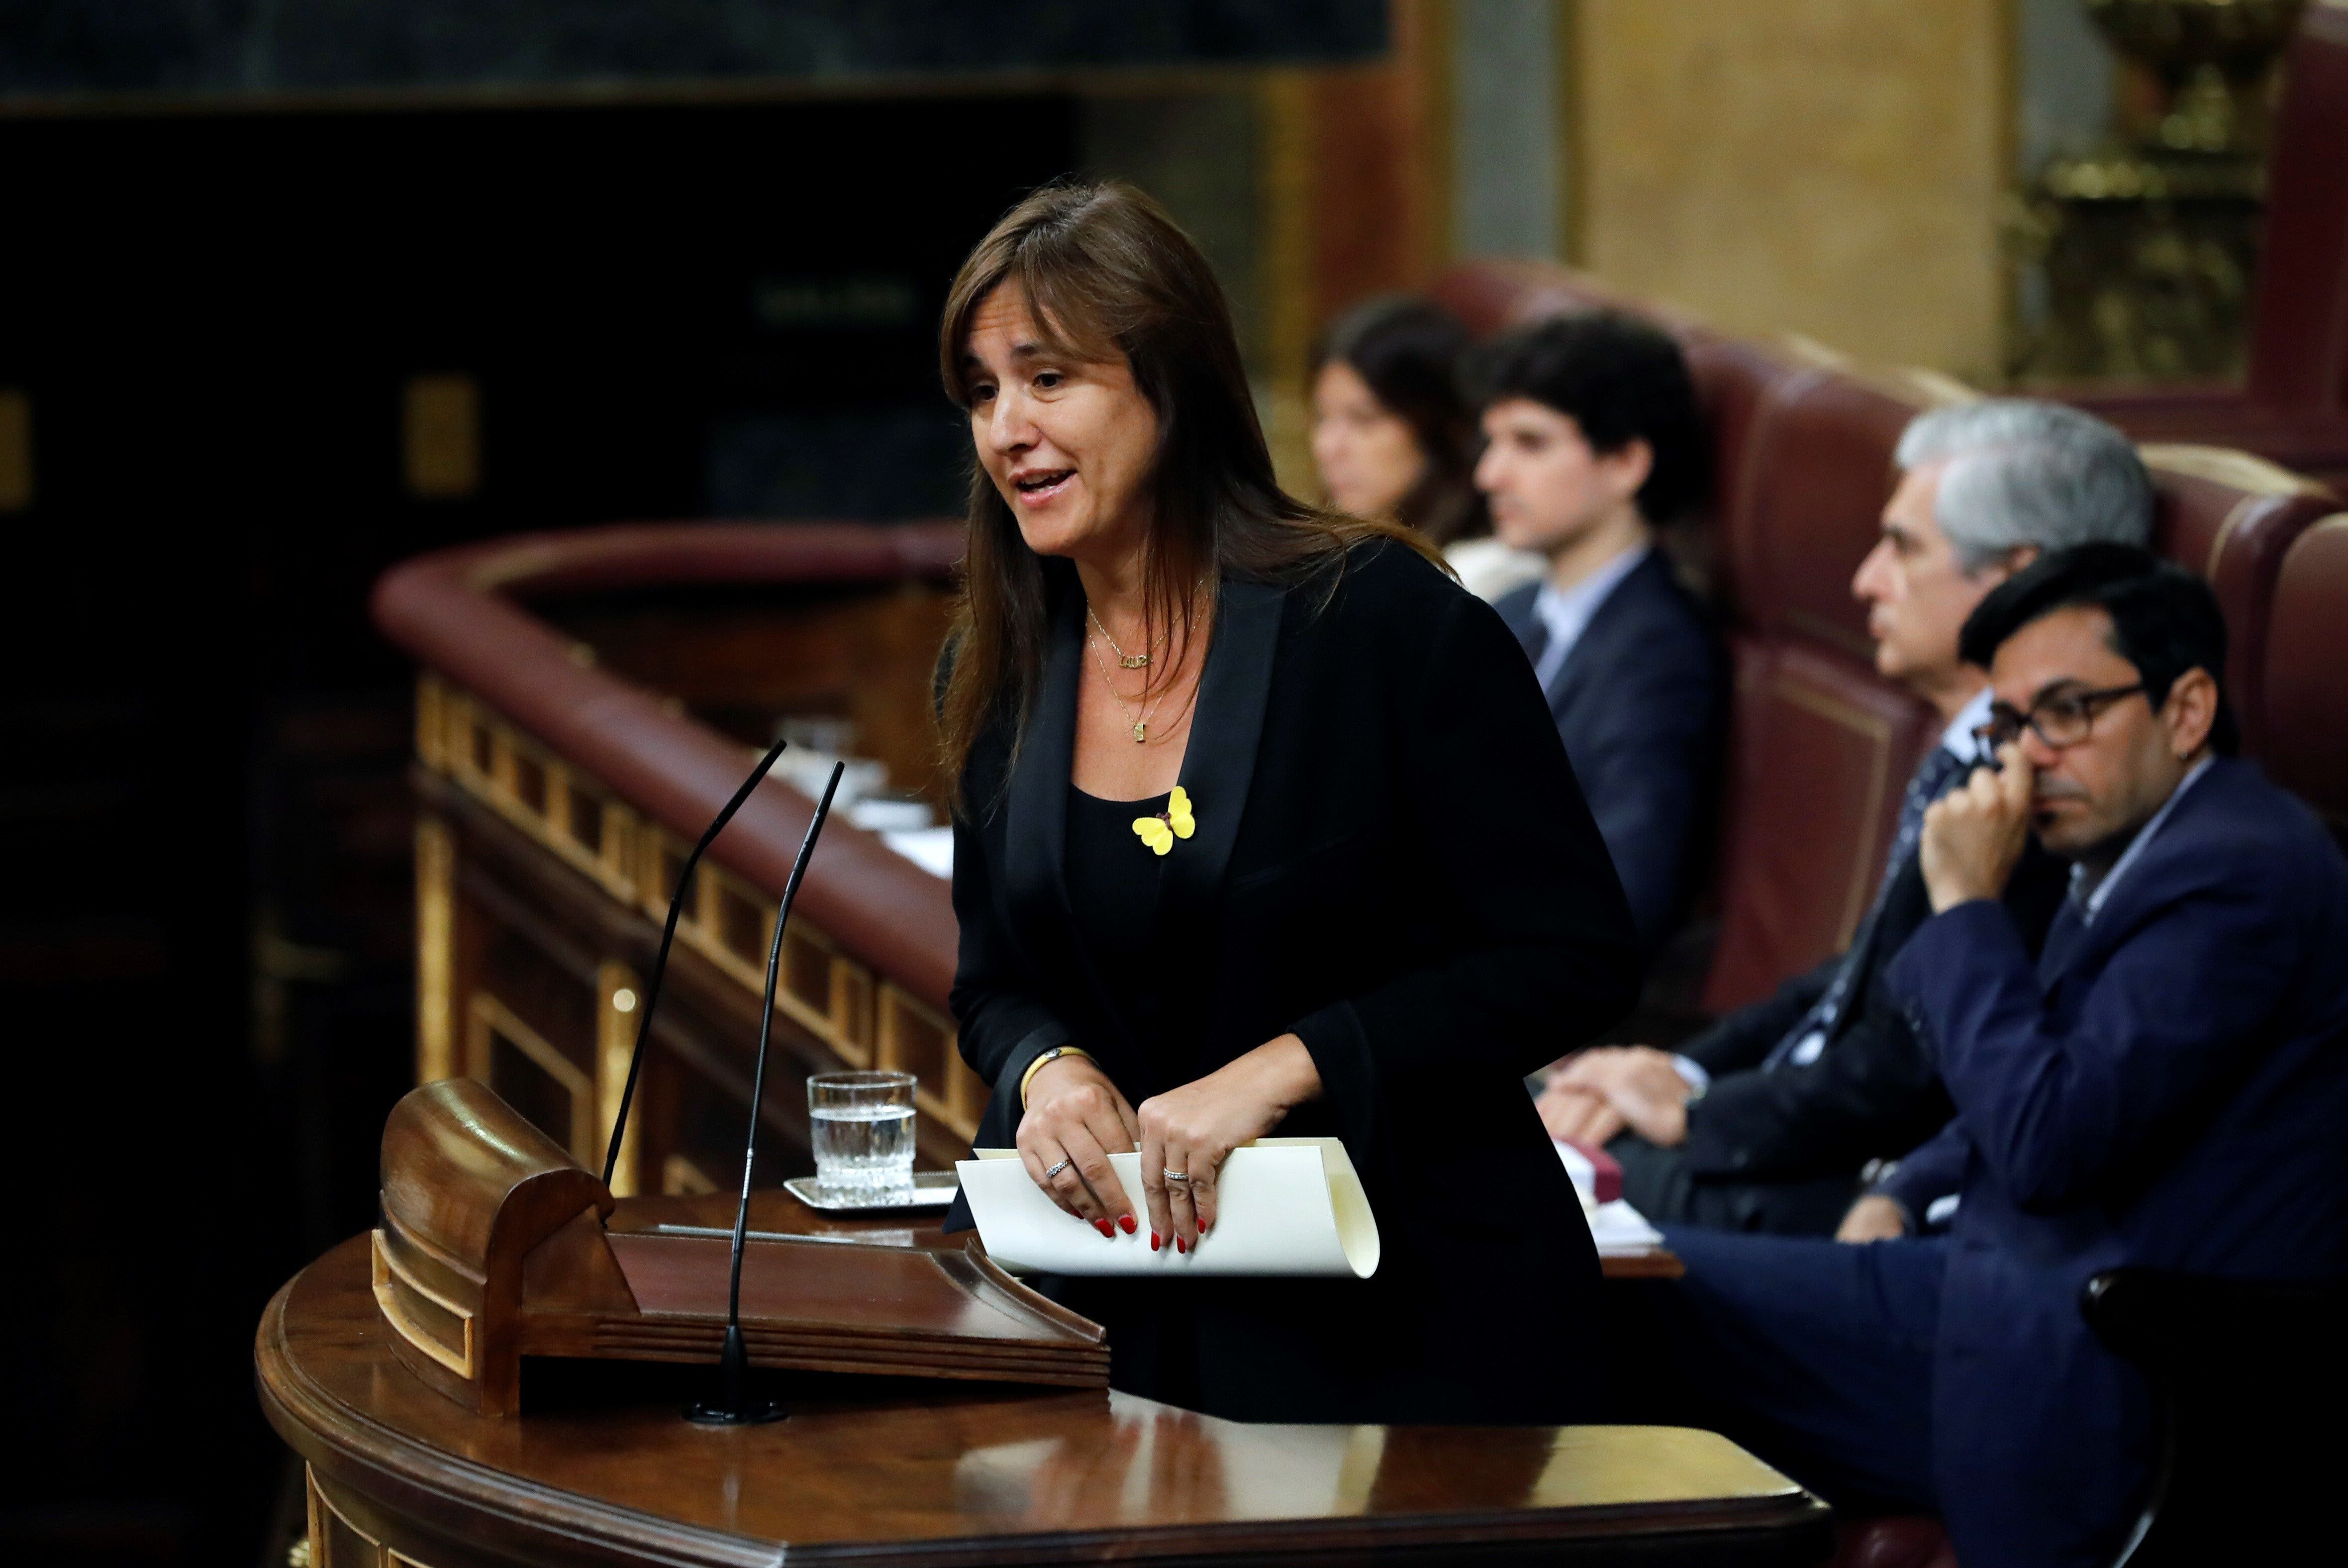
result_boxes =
[1920,741,2036,914]
[1547,1047,1695,1149]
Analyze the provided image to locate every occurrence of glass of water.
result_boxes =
[807,1070,917,1200]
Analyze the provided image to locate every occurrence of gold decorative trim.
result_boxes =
[596,960,644,1198]
[419,676,968,1138]
[415,674,446,771]
[310,1461,387,1568]
[413,816,457,1083]
[371,1229,476,1380]
[467,993,597,1163]
[877,980,983,1134]
[304,1464,323,1568]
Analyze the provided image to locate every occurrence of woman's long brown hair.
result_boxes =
[936,180,1437,808]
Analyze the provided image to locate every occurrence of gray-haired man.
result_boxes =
[1539,399,2154,1235]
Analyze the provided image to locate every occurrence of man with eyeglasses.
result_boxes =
[1541,399,2146,1235]
[1655,544,2348,1568]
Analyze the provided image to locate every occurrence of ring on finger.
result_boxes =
[1162,1169,1189,1183]
[1043,1157,1072,1179]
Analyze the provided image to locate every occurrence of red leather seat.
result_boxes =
[1423,259,2340,1012]
[1828,1515,1957,1568]
[1430,257,1654,338]
[2259,512,2348,836]
[2140,448,2341,755]
[1699,366,1947,1008]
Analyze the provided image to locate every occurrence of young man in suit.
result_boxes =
[1541,401,2152,1234]
[1659,546,2348,1568]
[1474,313,1722,953]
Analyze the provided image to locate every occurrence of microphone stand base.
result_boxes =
[683,1323,785,1424]
[683,1400,786,1427]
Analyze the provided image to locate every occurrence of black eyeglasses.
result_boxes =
[1975,683,2148,752]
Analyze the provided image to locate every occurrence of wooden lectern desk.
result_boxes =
[259,1233,1829,1567]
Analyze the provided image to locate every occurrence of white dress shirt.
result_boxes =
[1445,536,1550,603]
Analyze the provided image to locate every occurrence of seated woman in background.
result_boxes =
[937,181,1640,1424]
[1310,295,1546,601]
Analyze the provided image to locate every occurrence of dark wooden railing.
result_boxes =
[374,521,976,1194]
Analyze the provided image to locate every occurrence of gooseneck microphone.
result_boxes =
[686,758,845,1427]
[599,734,793,1192]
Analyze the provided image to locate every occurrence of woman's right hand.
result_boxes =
[1017,1054,1142,1237]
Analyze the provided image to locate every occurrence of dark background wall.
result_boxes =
[0,1,1384,96]
[0,93,1076,1567]
[0,3,1397,1556]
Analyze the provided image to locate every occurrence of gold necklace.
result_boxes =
[1083,580,1211,742]
[1086,633,1170,743]
[1086,605,1167,670]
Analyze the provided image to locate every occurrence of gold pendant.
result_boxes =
[1132,721,1148,743]
[1119,654,1150,669]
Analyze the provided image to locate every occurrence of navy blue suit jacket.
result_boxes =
[1881,757,2348,1567]
[1494,549,1724,951]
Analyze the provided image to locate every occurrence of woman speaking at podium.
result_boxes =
[936,181,1639,1424]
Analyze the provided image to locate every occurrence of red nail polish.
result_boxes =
[1199,1217,1211,1234]
[1094,1218,1114,1238]
[1119,1214,1137,1234]
[1150,1230,1162,1251]
[1175,1236,1187,1254]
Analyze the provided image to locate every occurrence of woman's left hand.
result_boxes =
[1137,1033,1321,1251]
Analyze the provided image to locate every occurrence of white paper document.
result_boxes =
[956,1138,1381,1278]
[1550,1140,1665,1254]
[1584,1199,1665,1254]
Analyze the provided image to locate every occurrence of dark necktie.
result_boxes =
[1761,743,1973,1072]
[1516,616,1552,689]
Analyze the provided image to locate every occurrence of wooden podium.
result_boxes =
[370,1077,1106,1415]
[256,1078,1828,1566]
[262,1231,1830,1567]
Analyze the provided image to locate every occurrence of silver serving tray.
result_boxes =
[783,1170,960,1213]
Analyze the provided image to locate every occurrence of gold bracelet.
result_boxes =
[1019,1045,1094,1108]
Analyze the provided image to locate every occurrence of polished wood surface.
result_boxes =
[262,1234,1825,1567]
[371,1079,1108,1413]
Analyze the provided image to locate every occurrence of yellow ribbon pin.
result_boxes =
[1132,785,1196,857]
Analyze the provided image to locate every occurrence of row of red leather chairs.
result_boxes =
[1428,259,2347,1016]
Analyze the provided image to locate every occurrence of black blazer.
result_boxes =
[944,541,1641,1424]
[1673,826,2068,1182]
[1493,550,1724,952]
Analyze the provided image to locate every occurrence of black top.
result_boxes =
[1064,787,1170,985]
[942,541,1642,1425]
